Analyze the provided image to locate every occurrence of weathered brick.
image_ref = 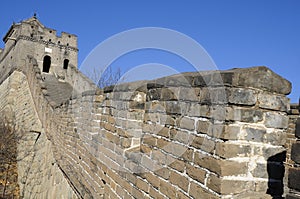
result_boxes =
[189,181,219,199]
[159,179,177,198]
[144,172,160,189]
[288,167,300,192]
[131,187,144,198]
[207,174,255,195]
[157,126,170,138]
[196,120,211,134]
[152,149,167,165]
[264,129,286,145]
[199,87,228,105]
[160,87,179,101]
[187,103,209,117]
[186,164,206,183]
[296,118,300,138]
[215,142,251,158]
[165,101,181,115]
[154,167,170,180]
[176,191,190,199]
[291,142,300,164]
[170,129,190,144]
[169,170,189,192]
[286,193,300,199]
[229,88,257,105]
[136,178,149,193]
[149,186,166,199]
[178,87,200,102]
[244,126,266,142]
[168,159,185,173]
[264,112,289,129]
[219,125,241,140]
[258,92,289,111]
[178,117,195,131]
[142,136,157,147]
[194,153,248,176]
[227,107,263,123]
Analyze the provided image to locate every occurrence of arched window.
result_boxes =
[43,55,51,73]
[63,59,69,70]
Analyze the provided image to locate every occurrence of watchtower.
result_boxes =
[0,15,78,82]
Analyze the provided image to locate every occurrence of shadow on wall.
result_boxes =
[267,151,286,199]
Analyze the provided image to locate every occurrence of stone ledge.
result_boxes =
[102,66,291,95]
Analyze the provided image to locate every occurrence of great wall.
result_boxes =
[0,16,299,199]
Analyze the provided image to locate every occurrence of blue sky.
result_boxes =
[0,0,299,102]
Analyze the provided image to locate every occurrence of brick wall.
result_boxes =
[64,66,291,198]
[286,104,300,199]
[0,58,293,198]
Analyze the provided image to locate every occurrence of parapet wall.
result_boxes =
[65,66,291,198]
[0,59,293,198]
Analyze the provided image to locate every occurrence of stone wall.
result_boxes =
[287,104,300,199]
[0,58,294,198]
[0,71,77,198]
[61,66,291,198]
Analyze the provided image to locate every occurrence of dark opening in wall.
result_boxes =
[63,59,69,70]
[43,55,51,73]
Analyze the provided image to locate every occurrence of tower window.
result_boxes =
[43,55,51,73]
[63,59,69,70]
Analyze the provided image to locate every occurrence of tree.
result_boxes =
[85,65,123,88]
[0,115,20,199]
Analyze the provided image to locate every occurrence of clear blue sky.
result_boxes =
[0,0,299,102]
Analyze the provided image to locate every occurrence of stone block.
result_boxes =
[178,117,195,131]
[186,164,206,183]
[219,125,241,140]
[163,74,193,87]
[288,167,300,192]
[296,118,300,138]
[199,87,228,105]
[207,174,255,195]
[227,107,263,123]
[230,66,291,95]
[165,101,181,115]
[147,88,161,101]
[131,187,144,199]
[196,119,211,134]
[191,136,215,153]
[244,126,266,142]
[264,129,286,146]
[169,170,189,192]
[160,87,179,101]
[258,92,289,111]
[286,193,300,199]
[264,112,289,129]
[194,153,248,176]
[187,103,210,117]
[159,178,177,198]
[291,142,300,164]
[154,167,170,180]
[229,88,257,105]
[215,142,251,158]
[177,191,190,199]
[178,87,200,102]
[189,181,219,199]
[170,129,189,144]
[144,173,160,189]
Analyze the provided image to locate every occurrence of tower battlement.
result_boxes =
[0,15,78,82]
